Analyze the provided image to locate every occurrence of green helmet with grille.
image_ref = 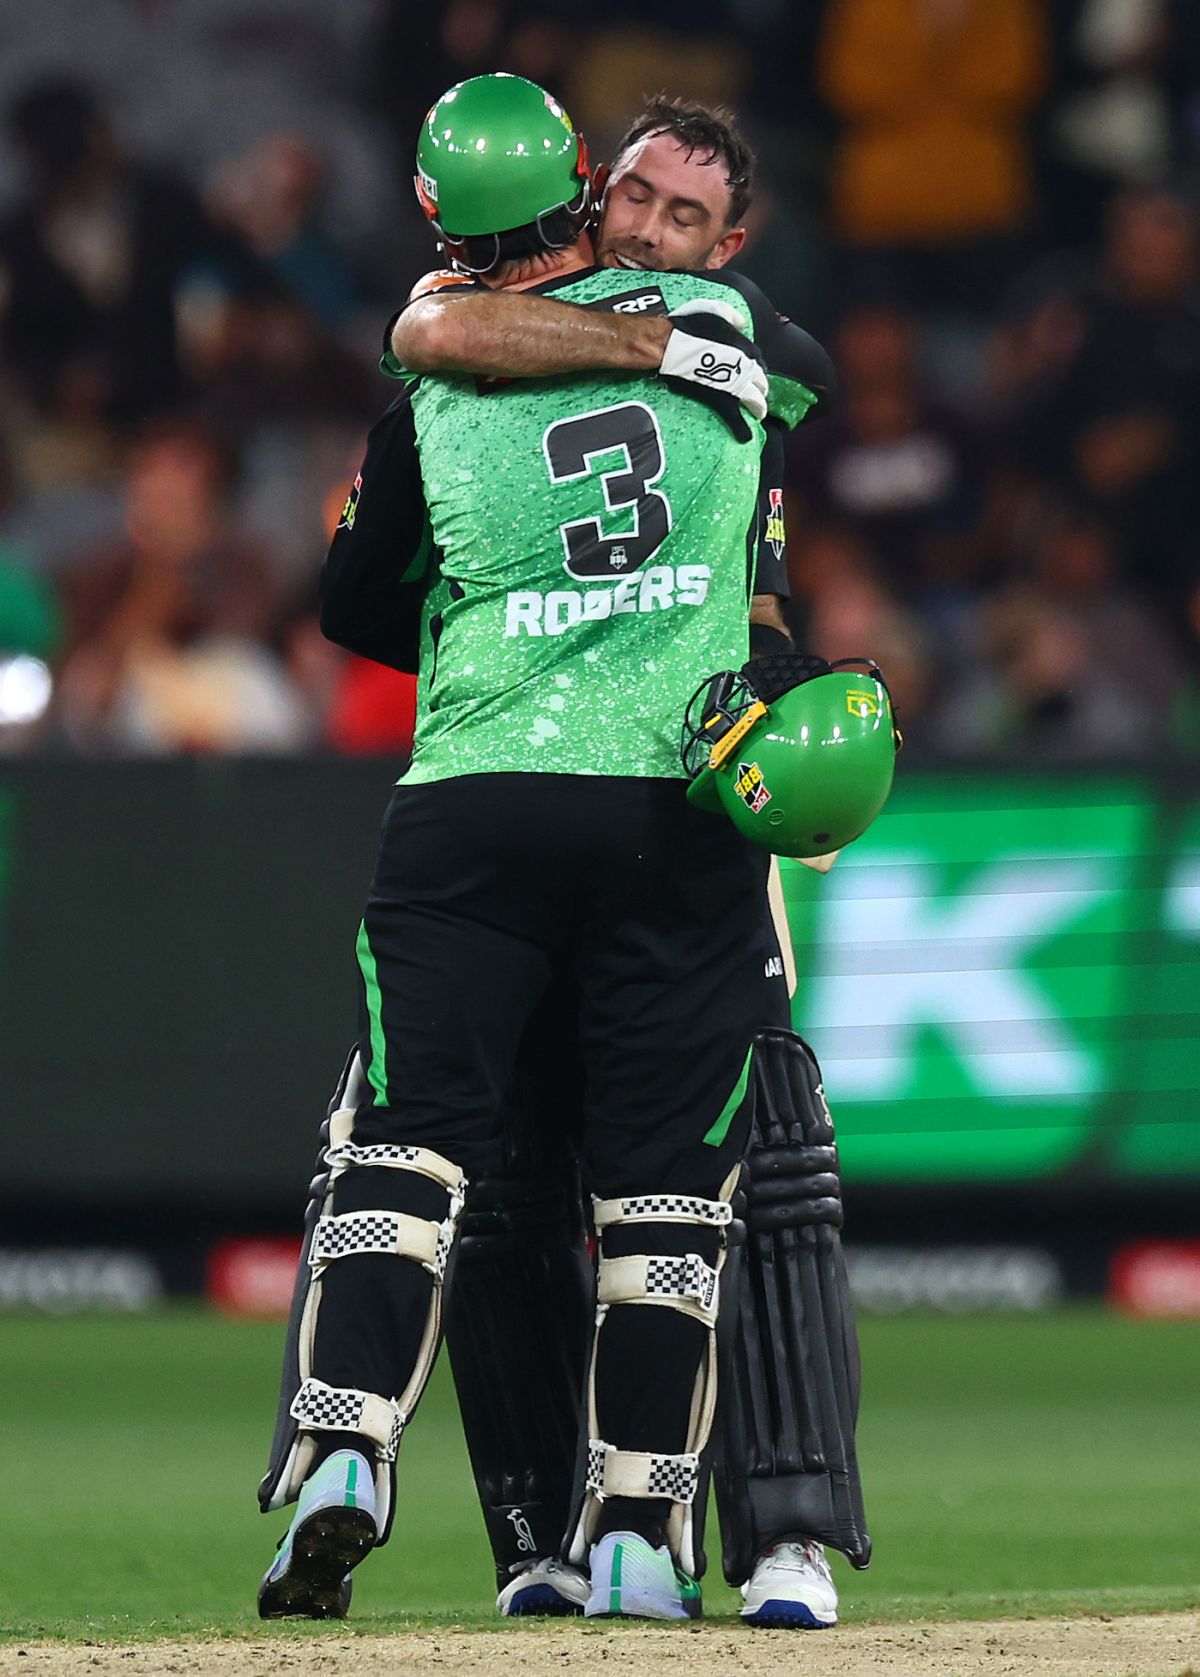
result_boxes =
[682,655,899,858]
[414,74,592,272]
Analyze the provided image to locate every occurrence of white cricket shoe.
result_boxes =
[496,1555,590,1617]
[257,1449,376,1619]
[584,1530,697,1620]
[739,1539,838,1628]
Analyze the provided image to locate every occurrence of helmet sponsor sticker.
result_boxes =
[846,688,880,718]
[707,698,767,770]
[734,760,772,814]
[546,92,573,133]
[417,165,438,205]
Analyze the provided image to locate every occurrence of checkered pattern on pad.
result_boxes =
[585,1440,700,1504]
[325,1141,424,1169]
[289,1378,404,1460]
[309,1209,402,1266]
[646,1253,718,1312]
[594,1194,733,1229]
[646,1453,700,1502]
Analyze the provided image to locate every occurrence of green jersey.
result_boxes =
[402,267,770,784]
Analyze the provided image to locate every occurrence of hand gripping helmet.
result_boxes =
[414,73,592,275]
[681,653,900,858]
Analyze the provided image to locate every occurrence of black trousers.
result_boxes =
[312,774,764,1524]
[352,774,764,1194]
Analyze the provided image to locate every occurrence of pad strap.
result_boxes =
[290,1377,404,1461]
[310,1209,455,1279]
[593,1193,733,1231]
[586,1440,700,1505]
[325,1137,466,1193]
[597,1252,719,1325]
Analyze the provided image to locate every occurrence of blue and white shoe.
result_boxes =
[739,1540,838,1628]
[584,1531,698,1621]
[257,1450,377,1619]
[496,1555,590,1616]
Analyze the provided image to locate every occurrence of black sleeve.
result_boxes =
[701,269,836,429]
[318,393,439,673]
[751,420,789,598]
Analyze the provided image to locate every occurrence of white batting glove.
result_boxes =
[657,301,769,435]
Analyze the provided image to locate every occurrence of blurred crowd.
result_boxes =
[0,0,1198,763]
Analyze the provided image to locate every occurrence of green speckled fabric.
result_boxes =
[405,268,764,784]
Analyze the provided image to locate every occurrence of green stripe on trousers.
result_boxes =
[702,1043,754,1147]
[356,919,389,1107]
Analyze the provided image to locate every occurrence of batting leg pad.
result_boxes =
[567,1183,738,1578]
[715,1028,871,1581]
[444,1158,594,1588]
[257,1051,466,1543]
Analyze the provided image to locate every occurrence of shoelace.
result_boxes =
[770,1542,830,1576]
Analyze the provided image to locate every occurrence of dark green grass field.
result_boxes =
[2,1307,1197,1642]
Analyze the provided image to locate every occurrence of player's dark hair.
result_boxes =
[613,97,756,227]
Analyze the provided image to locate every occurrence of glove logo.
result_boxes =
[693,350,743,387]
[734,760,772,814]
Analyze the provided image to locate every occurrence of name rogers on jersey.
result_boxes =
[504,564,711,637]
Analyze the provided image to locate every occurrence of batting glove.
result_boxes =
[657,299,768,441]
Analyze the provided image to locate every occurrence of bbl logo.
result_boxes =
[338,472,362,531]
[734,760,772,814]
[765,488,785,561]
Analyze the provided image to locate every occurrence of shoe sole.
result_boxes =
[585,1594,691,1622]
[258,1506,376,1619]
[741,1598,836,1629]
[500,1583,584,1617]
[586,1609,691,1621]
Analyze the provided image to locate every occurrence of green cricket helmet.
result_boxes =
[415,73,592,274]
[682,653,899,858]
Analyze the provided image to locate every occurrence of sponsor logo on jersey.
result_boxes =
[587,286,668,317]
[846,688,881,719]
[733,760,771,814]
[764,954,784,980]
[504,564,710,636]
[766,488,785,560]
[338,472,362,531]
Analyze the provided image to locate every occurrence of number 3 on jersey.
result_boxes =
[543,401,673,581]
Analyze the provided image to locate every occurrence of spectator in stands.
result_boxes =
[56,419,305,753]
[819,0,1048,311]
[785,305,988,627]
[206,134,362,334]
[0,77,283,430]
[1033,0,1172,248]
[932,501,1186,759]
[996,185,1200,614]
